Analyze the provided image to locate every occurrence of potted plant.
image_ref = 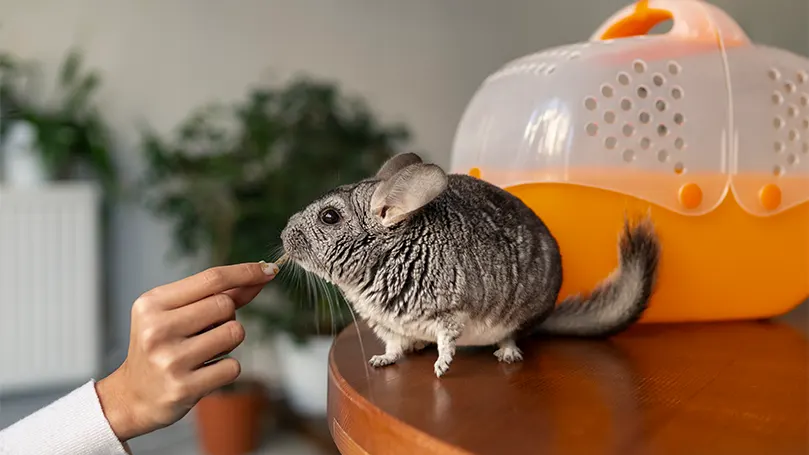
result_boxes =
[0,48,117,191]
[139,76,411,443]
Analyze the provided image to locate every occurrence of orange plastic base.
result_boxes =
[506,182,809,323]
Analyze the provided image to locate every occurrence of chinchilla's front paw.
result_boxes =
[433,354,453,377]
[369,354,400,368]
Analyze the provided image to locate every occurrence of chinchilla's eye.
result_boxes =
[319,208,341,225]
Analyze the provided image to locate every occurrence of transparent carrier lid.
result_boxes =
[450,0,809,216]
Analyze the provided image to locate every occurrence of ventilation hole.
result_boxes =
[772,92,784,105]
[671,87,683,100]
[637,86,649,98]
[668,61,681,75]
[768,68,781,80]
[639,111,651,124]
[803,118,809,130]
[787,153,799,166]
[674,137,685,150]
[788,105,799,117]
[621,98,633,111]
[798,71,808,84]
[545,65,556,75]
[584,97,598,110]
[604,111,616,124]
[568,51,581,60]
[622,149,635,162]
[605,136,617,149]
[774,141,785,153]
[633,60,647,74]
[673,113,684,125]
[804,142,809,153]
[773,165,784,176]
[801,94,809,106]
[658,149,669,162]
[789,129,800,142]
[674,162,685,174]
[601,84,614,97]
[617,72,631,85]
[655,99,667,111]
[652,73,665,87]
[622,124,635,137]
[657,124,668,137]
[785,82,797,94]
[586,123,598,136]
[774,117,785,129]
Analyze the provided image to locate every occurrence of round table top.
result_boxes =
[327,320,808,455]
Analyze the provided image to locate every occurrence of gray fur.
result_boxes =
[280,152,660,377]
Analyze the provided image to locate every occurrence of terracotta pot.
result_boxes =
[194,381,266,455]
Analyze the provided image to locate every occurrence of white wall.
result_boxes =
[0,0,806,370]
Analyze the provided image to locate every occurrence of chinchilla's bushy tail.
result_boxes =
[536,215,660,337]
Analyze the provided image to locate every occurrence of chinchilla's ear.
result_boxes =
[375,152,423,180]
[370,163,448,227]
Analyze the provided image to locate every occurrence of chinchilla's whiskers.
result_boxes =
[330,285,344,338]
[304,272,319,336]
[268,246,372,402]
[302,268,330,335]
[284,263,304,307]
[327,284,345,341]
[324,281,336,336]
[314,276,337,337]
[267,243,286,265]
[301,268,373,401]
[343,292,373,401]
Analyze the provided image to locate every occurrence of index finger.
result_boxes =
[149,262,279,309]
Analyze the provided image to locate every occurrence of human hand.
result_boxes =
[95,261,279,441]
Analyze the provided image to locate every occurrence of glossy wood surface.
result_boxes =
[328,319,808,455]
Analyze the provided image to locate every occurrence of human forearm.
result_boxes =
[0,380,130,455]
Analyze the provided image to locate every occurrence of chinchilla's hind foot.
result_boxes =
[493,338,524,363]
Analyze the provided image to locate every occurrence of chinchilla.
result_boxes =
[280,152,660,377]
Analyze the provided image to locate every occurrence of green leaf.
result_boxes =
[64,71,100,114]
[59,49,82,87]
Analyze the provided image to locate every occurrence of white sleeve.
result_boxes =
[0,380,130,455]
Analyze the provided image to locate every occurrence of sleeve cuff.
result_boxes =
[0,380,130,455]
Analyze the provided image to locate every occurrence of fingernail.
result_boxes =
[259,261,279,276]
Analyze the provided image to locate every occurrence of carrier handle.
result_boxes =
[590,0,750,47]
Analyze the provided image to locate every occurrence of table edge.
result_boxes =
[326,326,473,455]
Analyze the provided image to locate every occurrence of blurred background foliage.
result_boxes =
[139,77,412,342]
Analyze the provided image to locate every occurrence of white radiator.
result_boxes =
[0,183,101,395]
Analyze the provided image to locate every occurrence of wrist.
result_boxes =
[95,367,141,442]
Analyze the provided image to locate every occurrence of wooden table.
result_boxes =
[327,320,808,455]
